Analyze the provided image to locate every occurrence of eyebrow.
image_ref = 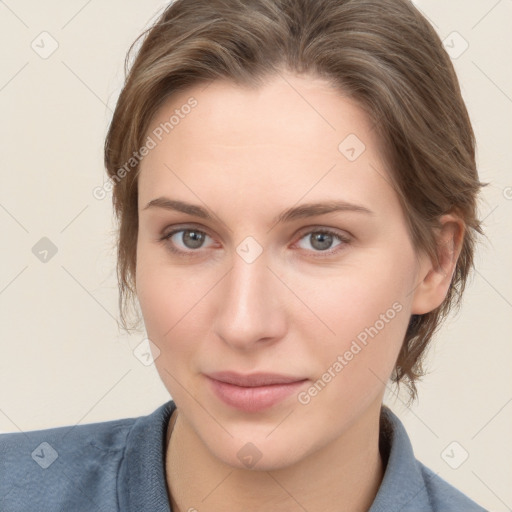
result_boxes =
[142,197,374,225]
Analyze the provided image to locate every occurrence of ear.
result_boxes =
[411,213,465,315]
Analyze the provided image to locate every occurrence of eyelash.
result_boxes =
[158,225,351,259]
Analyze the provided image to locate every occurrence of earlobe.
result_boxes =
[411,214,465,315]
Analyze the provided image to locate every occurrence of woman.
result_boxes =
[0,0,487,510]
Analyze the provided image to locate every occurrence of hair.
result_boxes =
[104,0,485,401]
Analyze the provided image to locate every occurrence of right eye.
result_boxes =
[160,227,216,255]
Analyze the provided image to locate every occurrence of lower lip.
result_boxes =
[207,377,308,412]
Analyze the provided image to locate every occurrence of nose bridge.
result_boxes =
[213,244,285,348]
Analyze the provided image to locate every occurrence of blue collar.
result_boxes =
[117,401,485,511]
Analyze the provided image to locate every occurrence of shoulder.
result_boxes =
[0,401,174,512]
[369,406,488,512]
[0,415,135,511]
[417,462,488,512]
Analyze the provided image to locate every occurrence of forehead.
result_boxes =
[138,73,396,215]
[146,73,379,154]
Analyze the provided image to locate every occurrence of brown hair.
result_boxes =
[103,0,485,401]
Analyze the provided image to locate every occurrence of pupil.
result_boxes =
[184,230,204,249]
[312,232,332,251]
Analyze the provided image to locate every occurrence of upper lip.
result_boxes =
[206,371,307,387]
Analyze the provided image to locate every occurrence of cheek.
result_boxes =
[135,245,217,377]
[294,247,416,396]
[136,240,197,335]
[296,245,414,330]
[137,268,204,345]
[136,262,203,399]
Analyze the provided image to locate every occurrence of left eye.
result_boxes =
[296,230,347,252]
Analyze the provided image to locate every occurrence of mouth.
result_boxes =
[205,371,309,412]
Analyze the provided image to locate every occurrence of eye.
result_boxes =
[159,225,350,258]
[160,227,215,254]
[295,228,350,255]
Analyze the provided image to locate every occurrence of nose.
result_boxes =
[212,248,287,351]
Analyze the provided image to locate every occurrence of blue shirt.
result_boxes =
[0,400,487,511]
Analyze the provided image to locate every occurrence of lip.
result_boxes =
[205,371,308,412]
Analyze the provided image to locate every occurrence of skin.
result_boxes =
[135,71,464,512]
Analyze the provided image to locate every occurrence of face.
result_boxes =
[135,72,426,470]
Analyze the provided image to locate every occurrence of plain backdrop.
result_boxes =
[1,1,511,510]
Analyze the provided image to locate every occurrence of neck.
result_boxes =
[165,403,384,512]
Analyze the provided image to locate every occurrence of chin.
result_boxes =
[202,428,314,472]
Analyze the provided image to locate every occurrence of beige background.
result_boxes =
[1,0,511,510]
